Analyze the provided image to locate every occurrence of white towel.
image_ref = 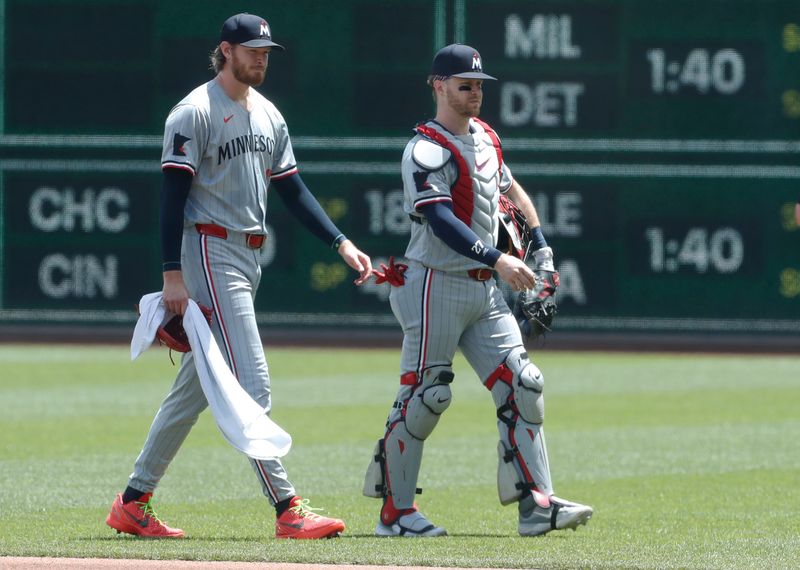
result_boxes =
[130,293,292,459]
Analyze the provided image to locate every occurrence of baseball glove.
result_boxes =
[515,269,559,340]
[157,304,214,354]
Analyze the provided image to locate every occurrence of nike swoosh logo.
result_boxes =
[122,507,149,528]
[224,114,235,123]
[436,397,449,403]
[281,521,304,529]
[476,157,491,171]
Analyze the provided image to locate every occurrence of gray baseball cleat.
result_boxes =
[518,494,593,537]
[376,510,448,537]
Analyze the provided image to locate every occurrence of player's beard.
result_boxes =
[231,58,267,87]
[455,99,481,118]
[444,88,482,118]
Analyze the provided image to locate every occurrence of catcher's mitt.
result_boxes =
[157,304,214,354]
[514,269,559,340]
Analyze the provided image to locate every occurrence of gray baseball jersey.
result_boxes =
[401,119,513,272]
[129,79,298,506]
[161,79,297,234]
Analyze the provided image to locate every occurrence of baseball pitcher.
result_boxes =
[106,13,372,540]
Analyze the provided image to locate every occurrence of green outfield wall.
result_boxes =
[1,0,799,338]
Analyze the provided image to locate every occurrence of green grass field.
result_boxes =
[0,344,798,569]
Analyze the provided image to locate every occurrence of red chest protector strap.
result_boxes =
[414,124,474,227]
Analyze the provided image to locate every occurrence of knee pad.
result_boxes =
[404,365,454,440]
[506,348,545,424]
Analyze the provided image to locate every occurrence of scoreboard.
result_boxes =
[1,0,799,338]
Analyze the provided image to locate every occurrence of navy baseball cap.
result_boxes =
[220,13,285,50]
[430,44,496,80]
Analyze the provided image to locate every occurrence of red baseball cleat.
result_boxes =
[275,496,345,539]
[106,493,185,538]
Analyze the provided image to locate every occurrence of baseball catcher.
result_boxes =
[362,43,591,539]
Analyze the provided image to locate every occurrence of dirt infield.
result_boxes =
[1,559,501,570]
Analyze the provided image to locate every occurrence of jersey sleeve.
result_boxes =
[499,161,514,193]
[269,107,298,181]
[161,104,207,175]
[401,141,456,215]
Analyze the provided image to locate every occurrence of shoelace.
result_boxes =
[135,497,165,523]
[287,498,325,520]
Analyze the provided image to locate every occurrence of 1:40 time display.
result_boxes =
[630,42,764,98]
[646,48,745,95]
[644,226,744,273]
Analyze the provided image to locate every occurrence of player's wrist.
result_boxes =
[485,247,502,268]
[163,268,185,283]
[529,226,547,250]
[331,233,348,250]
[163,261,182,272]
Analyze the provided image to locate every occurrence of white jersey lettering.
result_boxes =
[160,79,296,234]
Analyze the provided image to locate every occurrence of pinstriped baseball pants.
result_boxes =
[127,228,295,505]
[389,262,523,384]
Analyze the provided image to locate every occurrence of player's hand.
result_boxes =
[495,253,536,292]
[338,239,373,286]
[162,270,190,315]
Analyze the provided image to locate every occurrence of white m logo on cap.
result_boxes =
[472,54,481,70]
[260,23,270,36]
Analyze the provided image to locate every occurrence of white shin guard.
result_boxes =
[384,423,426,508]
[364,366,454,508]
[363,439,385,498]
[490,349,553,504]
[497,440,521,505]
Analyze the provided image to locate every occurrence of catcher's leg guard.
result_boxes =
[486,347,553,506]
[363,438,386,498]
[370,365,454,510]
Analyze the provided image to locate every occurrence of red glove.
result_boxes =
[372,256,408,287]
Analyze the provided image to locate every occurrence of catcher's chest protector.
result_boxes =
[414,121,504,242]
